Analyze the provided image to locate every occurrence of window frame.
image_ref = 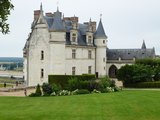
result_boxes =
[88,50,92,59]
[72,67,76,75]
[72,49,76,59]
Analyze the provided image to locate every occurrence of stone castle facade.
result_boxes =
[23,5,155,86]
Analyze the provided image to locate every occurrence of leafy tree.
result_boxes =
[0,0,14,34]
[117,64,154,85]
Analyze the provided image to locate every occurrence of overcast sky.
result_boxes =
[0,0,160,57]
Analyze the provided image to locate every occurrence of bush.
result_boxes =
[48,74,95,89]
[98,76,112,92]
[68,77,80,91]
[75,89,90,95]
[28,93,39,97]
[35,84,42,96]
[92,89,101,93]
[52,83,61,94]
[58,90,71,96]
[29,84,42,97]
[42,83,53,96]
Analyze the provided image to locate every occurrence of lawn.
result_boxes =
[0,90,160,120]
[0,83,12,88]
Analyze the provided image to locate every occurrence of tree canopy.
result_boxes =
[0,0,14,34]
[117,58,160,85]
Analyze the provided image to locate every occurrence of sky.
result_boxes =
[0,0,160,57]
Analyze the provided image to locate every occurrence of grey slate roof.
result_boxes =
[44,10,65,31]
[107,48,155,60]
[94,19,107,39]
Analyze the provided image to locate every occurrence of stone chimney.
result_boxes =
[34,10,40,20]
[84,21,96,32]
[45,12,54,17]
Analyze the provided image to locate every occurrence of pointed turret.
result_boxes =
[94,18,107,39]
[40,3,43,13]
[36,3,46,24]
[141,40,146,49]
[94,17,107,77]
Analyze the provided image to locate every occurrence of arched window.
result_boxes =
[109,65,118,78]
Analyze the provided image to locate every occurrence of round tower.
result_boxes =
[94,18,107,78]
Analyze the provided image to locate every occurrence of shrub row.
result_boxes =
[125,81,160,88]
[48,74,95,89]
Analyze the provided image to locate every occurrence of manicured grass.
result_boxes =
[0,83,12,88]
[0,77,16,83]
[0,90,160,120]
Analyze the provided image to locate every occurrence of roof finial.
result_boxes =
[56,1,59,12]
[89,18,92,22]
[100,14,102,20]
[40,2,43,11]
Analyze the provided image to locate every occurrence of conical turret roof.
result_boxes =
[141,40,146,49]
[94,19,107,39]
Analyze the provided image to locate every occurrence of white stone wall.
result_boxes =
[49,32,66,75]
[94,38,107,77]
[23,58,27,85]
[27,26,50,86]
[106,62,133,76]
[65,46,95,75]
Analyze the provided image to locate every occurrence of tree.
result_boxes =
[0,0,14,34]
[117,64,154,85]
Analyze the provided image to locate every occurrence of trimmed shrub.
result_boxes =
[29,84,42,97]
[42,83,53,96]
[48,74,95,89]
[35,84,42,96]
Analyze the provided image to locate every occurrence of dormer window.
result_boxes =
[88,36,92,44]
[72,33,76,42]
[87,35,93,45]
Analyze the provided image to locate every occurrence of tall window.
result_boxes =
[41,51,44,60]
[41,69,44,78]
[72,49,76,59]
[88,36,92,44]
[72,67,76,75]
[88,50,92,59]
[103,58,105,62]
[88,66,92,74]
[49,34,52,39]
[72,33,76,42]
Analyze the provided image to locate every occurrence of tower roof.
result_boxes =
[141,40,146,49]
[50,8,65,31]
[94,19,107,39]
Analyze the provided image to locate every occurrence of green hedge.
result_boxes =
[48,74,95,89]
[125,81,160,88]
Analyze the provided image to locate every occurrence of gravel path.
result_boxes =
[0,88,35,97]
